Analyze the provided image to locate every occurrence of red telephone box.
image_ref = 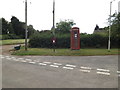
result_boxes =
[71,27,80,50]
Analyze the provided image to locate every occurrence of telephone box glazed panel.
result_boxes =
[71,27,80,50]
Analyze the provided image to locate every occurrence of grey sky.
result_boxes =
[0,0,119,34]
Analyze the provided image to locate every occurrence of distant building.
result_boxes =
[93,24,108,35]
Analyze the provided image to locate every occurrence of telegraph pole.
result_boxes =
[108,0,116,51]
[25,0,28,51]
[52,0,55,52]
[118,1,120,14]
[108,1,112,51]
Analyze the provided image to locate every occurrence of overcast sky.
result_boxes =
[0,0,119,34]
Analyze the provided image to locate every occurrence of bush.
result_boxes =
[29,33,70,48]
[80,34,108,48]
[29,32,118,48]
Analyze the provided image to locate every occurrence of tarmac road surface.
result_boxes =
[1,54,119,88]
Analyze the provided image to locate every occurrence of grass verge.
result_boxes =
[0,39,28,45]
[12,48,119,56]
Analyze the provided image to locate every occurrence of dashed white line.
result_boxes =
[63,66,74,70]
[5,56,10,58]
[1,57,5,59]
[118,74,120,77]
[97,71,110,76]
[80,69,91,73]
[25,59,32,62]
[50,65,59,68]
[13,59,19,61]
[18,58,24,60]
[38,63,47,66]
[21,60,27,62]
[53,63,62,66]
[117,71,120,74]
[66,64,76,67]
[11,57,16,59]
[29,61,35,64]
[6,58,12,60]
[33,60,39,62]
[13,59,20,61]
[43,62,51,64]
[97,68,110,72]
[80,66,92,70]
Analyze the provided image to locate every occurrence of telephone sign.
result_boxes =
[52,37,56,44]
[71,27,80,50]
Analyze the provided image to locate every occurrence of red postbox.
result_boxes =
[71,27,80,50]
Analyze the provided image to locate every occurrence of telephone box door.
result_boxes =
[71,27,80,50]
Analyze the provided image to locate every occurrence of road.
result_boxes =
[1,54,119,88]
[0,45,119,88]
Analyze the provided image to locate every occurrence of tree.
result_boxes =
[11,16,25,38]
[0,18,2,35]
[55,19,75,33]
[111,13,120,38]
[11,16,20,35]
[1,18,9,34]
[27,25,36,38]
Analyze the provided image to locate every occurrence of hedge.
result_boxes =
[29,33,119,48]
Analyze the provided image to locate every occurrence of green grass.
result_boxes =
[0,39,28,45]
[12,48,119,56]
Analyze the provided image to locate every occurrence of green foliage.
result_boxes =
[0,16,37,39]
[11,16,25,38]
[1,39,25,45]
[55,20,75,33]
[110,13,120,38]
[29,31,119,49]
[29,32,70,48]
[1,18,9,34]
[0,34,21,40]
[29,32,53,48]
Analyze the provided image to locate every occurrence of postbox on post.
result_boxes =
[71,27,80,50]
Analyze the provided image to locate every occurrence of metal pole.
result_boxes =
[118,1,120,13]
[53,0,55,52]
[108,1,112,51]
[108,0,116,51]
[25,0,28,51]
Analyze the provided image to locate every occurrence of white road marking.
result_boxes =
[33,60,39,62]
[53,63,62,65]
[43,62,51,64]
[18,58,24,60]
[50,65,59,68]
[118,74,120,77]
[5,56,10,58]
[117,71,120,74]
[97,68,110,72]
[25,59,32,62]
[29,62,36,64]
[13,59,19,61]
[1,57,5,59]
[97,71,110,76]
[80,69,91,73]
[38,63,47,66]
[6,58,12,60]
[21,60,27,62]
[63,66,73,70]
[66,64,76,67]
[80,66,92,70]
[11,57,16,59]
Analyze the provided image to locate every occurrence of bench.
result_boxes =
[14,45,21,50]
